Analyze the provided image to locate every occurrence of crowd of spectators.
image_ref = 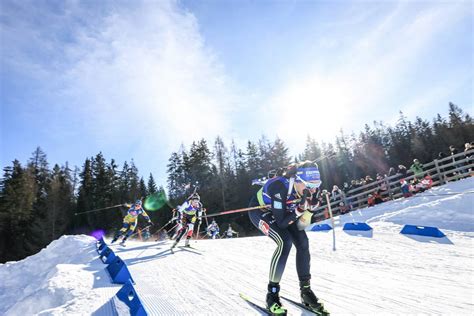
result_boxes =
[316,143,473,219]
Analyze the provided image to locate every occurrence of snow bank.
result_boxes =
[0,235,120,315]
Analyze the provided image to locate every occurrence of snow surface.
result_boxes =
[1,177,473,315]
[0,235,121,315]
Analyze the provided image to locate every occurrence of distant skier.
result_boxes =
[111,200,152,245]
[171,195,203,249]
[141,226,151,241]
[225,224,237,238]
[207,220,220,239]
[248,161,328,315]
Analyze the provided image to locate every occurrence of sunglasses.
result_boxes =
[295,175,321,189]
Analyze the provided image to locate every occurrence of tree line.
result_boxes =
[0,151,163,262]
[1,103,472,262]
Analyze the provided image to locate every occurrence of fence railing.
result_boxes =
[312,149,474,221]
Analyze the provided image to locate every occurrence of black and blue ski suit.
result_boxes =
[249,176,311,284]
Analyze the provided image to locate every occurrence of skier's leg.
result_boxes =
[288,223,311,281]
[249,209,291,315]
[288,224,326,313]
[185,222,194,246]
[112,222,129,243]
[171,221,182,240]
[171,223,188,248]
[122,221,137,243]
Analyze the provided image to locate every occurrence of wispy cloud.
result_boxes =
[262,1,472,151]
[2,0,237,168]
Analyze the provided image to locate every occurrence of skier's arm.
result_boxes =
[141,209,152,223]
[268,181,297,229]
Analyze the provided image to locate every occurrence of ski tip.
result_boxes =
[239,292,251,300]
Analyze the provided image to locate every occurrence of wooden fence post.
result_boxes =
[434,159,445,185]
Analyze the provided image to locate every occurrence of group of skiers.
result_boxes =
[109,160,328,315]
[110,194,239,247]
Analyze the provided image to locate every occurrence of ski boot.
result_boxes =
[184,237,191,247]
[110,235,119,244]
[119,237,128,246]
[266,283,287,315]
[170,240,178,250]
[300,280,329,315]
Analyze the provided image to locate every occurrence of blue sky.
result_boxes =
[1,0,472,185]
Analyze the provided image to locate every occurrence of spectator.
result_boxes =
[350,180,359,190]
[367,194,375,207]
[331,185,343,201]
[339,202,351,214]
[410,159,424,178]
[411,177,423,193]
[421,174,433,190]
[372,174,387,198]
[397,165,407,177]
[339,202,350,214]
[437,152,447,176]
[400,179,412,198]
[449,145,458,157]
[388,167,396,177]
[365,175,374,183]
[342,182,350,193]
[378,175,388,193]
[373,189,383,204]
[342,182,353,209]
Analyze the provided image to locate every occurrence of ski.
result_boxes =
[177,246,203,255]
[178,245,203,251]
[281,296,329,316]
[239,293,271,315]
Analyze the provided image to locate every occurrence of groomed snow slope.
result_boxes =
[111,177,474,315]
[1,178,473,315]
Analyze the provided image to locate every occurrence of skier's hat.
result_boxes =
[293,161,321,189]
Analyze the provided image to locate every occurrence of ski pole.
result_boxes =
[203,208,209,227]
[125,224,153,239]
[323,190,336,251]
[74,204,124,216]
[202,199,301,218]
[154,220,176,241]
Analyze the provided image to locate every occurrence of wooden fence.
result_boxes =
[312,149,474,221]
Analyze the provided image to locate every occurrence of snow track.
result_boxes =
[1,178,473,315]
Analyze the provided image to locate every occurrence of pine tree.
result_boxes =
[167,152,185,200]
[271,137,291,169]
[25,147,51,255]
[246,141,262,178]
[147,173,158,194]
[128,160,140,201]
[139,177,148,198]
[76,158,94,232]
[47,164,74,240]
[0,160,36,261]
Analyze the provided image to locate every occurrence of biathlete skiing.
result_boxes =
[248,161,328,315]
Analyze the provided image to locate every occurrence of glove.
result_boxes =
[299,189,312,208]
[295,206,306,217]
